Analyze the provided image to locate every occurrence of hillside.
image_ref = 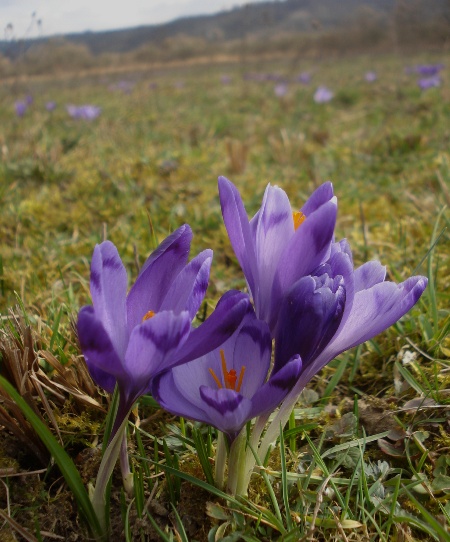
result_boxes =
[1,0,449,57]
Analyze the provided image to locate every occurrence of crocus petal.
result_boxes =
[327,276,427,352]
[231,319,272,397]
[249,355,302,418]
[126,225,192,330]
[353,261,386,292]
[293,275,427,394]
[77,306,125,381]
[199,386,252,437]
[277,198,337,288]
[171,290,251,365]
[330,239,353,263]
[125,310,191,385]
[301,182,334,216]
[152,370,213,425]
[160,249,212,319]
[252,184,294,321]
[171,354,216,410]
[274,275,345,371]
[218,176,258,301]
[90,241,128,359]
[86,364,116,395]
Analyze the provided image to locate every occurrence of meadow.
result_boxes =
[0,51,449,541]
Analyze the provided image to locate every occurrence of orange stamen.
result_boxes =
[142,310,155,321]
[236,366,246,392]
[210,349,246,392]
[209,368,223,389]
[293,211,306,230]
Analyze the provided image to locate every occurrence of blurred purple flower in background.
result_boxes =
[153,309,302,443]
[77,225,249,434]
[296,72,311,84]
[365,71,377,82]
[109,80,135,94]
[418,75,441,90]
[221,75,232,84]
[67,104,102,120]
[274,83,288,97]
[314,85,334,103]
[45,101,56,111]
[14,101,28,117]
[415,64,444,77]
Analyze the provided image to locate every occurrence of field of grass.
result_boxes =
[0,51,449,541]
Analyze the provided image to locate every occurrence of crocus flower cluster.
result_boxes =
[78,177,427,502]
[67,104,102,120]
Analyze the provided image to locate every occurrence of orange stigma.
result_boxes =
[293,211,306,230]
[142,310,155,321]
[209,349,246,392]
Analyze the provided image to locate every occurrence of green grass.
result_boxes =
[0,51,449,540]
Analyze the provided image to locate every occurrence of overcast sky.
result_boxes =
[1,0,268,38]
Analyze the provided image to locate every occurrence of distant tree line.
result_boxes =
[0,0,448,77]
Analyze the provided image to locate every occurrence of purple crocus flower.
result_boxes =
[77,224,249,433]
[272,240,427,382]
[219,178,428,483]
[67,104,101,120]
[314,86,334,103]
[296,72,311,85]
[109,80,135,94]
[152,309,302,443]
[45,101,56,111]
[274,83,288,97]
[14,100,27,117]
[365,71,377,82]
[417,75,441,90]
[415,64,444,77]
[218,176,337,331]
[255,238,427,485]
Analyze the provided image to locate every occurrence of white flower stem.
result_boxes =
[231,413,270,496]
[120,427,134,497]
[214,431,227,490]
[258,391,298,467]
[91,415,129,534]
[226,429,248,496]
